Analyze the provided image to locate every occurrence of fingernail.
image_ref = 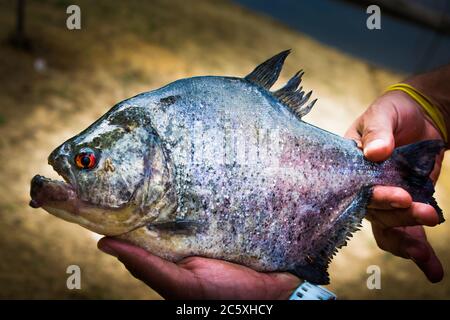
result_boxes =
[364,139,386,156]
[279,272,300,282]
[390,202,404,208]
[99,243,119,258]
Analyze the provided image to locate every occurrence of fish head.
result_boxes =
[30,104,174,236]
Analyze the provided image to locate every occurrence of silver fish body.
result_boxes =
[30,51,444,284]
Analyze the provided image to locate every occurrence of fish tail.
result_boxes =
[388,139,445,223]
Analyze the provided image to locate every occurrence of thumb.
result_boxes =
[359,105,396,162]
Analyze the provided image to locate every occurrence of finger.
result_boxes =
[369,186,412,209]
[98,237,189,299]
[372,225,443,283]
[269,273,302,299]
[429,152,444,183]
[344,120,363,149]
[407,243,444,283]
[358,105,397,162]
[367,202,440,227]
[397,226,444,283]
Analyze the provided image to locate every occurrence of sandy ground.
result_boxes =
[0,0,449,299]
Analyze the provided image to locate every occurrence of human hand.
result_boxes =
[345,90,445,283]
[98,237,300,300]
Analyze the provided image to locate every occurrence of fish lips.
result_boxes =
[29,175,77,209]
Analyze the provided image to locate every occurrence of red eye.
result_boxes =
[75,148,97,169]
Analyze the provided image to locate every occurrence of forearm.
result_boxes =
[405,65,450,141]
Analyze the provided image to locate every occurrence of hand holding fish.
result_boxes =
[98,237,300,299]
[345,65,450,283]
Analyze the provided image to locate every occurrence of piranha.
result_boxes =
[30,51,444,284]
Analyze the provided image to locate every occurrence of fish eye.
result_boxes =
[74,148,97,170]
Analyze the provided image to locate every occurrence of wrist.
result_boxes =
[405,76,450,111]
[384,84,448,146]
[404,68,450,144]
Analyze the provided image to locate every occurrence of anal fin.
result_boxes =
[293,187,372,285]
[290,263,330,285]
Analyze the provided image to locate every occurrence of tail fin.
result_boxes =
[391,140,445,223]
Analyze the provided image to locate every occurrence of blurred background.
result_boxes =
[0,0,449,299]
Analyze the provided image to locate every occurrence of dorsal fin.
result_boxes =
[274,70,304,95]
[245,50,291,89]
[273,71,317,118]
[246,50,318,119]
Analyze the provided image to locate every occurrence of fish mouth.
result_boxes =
[29,174,77,209]
[29,174,150,236]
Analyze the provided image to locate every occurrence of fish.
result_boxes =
[29,50,445,284]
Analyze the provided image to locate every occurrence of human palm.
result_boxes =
[98,237,300,300]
